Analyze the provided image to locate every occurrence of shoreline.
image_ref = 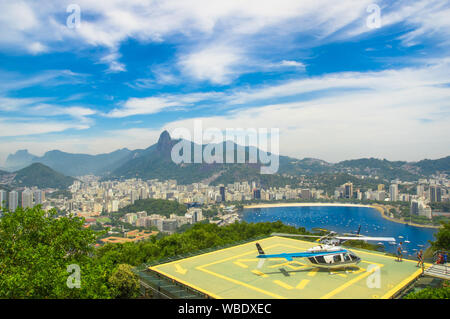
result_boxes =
[243,202,441,229]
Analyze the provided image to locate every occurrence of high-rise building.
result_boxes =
[22,189,33,208]
[9,191,18,212]
[34,190,43,205]
[139,188,149,200]
[410,200,419,216]
[377,184,385,191]
[111,200,119,212]
[430,185,442,202]
[0,189,7,208]
[130,190,139,205]
[389,184,398,202]
[344,182,353,199]
[189,208,203,223]
[253,189,261,200]
[219,186,225,202]
[416,184,425,197]
[301,189,311,200]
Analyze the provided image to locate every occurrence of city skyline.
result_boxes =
[1,1,450,164]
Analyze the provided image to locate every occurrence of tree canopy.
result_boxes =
[0,206,137,298]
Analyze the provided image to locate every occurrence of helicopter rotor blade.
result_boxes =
[271,233,325,238]
[336,236,396,242]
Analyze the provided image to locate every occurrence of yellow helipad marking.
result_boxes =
[273,280,294,290]
[381,268,424,299]
[269,260,305,269]
[234,258,259,268]
[252,270,269,278]
[296,279,310,290]
[233,261,249,268]
[174,264,187,275]
[320,266,379,299]
[199,266,285,299]
[308,268,319,277]
[329,271,347,278]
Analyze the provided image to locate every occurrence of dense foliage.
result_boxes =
[0,206,138,298]
[429,221,450,251]
[405,285,450,299]
[13,163,75,189]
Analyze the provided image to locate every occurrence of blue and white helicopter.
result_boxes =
[255,228,396,270]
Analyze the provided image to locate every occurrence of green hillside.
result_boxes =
[13,163,75,189]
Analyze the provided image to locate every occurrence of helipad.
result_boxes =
[149,236,427,299]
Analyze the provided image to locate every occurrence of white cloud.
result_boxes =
[99,51,126,73]
[158,59,450,162]
[107,97,179,118]
[178,45,244,84]
[106,92,222,117]
[279,60,305,68]
[2,1,448,79]
[0,118,89,138]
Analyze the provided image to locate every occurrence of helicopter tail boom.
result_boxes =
[256,243,265,255]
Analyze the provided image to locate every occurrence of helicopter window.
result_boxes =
[344,254,351,261]
[333,254,342,263]
[349,254,358,261]
[308,257,317,264]
[315,256,325,264]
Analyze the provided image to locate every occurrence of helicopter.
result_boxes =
[255,228,396,270]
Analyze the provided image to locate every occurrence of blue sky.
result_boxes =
[0,0,449,164]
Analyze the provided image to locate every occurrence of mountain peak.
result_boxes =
[158,130,171,144]
[156,130,171,149]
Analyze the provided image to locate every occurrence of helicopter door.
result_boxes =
[323,255,334,264]
[333,254,343,263]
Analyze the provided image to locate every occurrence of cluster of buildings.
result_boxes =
[0,187,46,212]
[123,207,204,234]
[42,177,326,218]
[1,173,448,225]
[334,177,449,219]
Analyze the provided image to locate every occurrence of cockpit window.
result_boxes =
[333,254,342,263]
[344,253,351,261]
[350,254,358,261]
[315,256,325,263]
[308,257,317,264]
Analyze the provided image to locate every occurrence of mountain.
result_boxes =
[108,131,450,184]
[13,163,76,189]
[35,148,137,176]
[109,131,224,184]
[3,148,137,177]
[4,150,38,171]
[5,131,449,184]
[413,156,450,176]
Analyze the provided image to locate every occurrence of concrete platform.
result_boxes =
[150,236,427,299]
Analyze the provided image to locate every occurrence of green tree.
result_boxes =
[0,206,113,298]
[430,221,450,251]
[108,264,140,299]
[405,286,450,299]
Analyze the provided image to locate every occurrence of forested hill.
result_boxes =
[13,163,75,189]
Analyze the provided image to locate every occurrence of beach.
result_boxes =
[243,202,442,229]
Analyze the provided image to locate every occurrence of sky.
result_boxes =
[0,0,449,165]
